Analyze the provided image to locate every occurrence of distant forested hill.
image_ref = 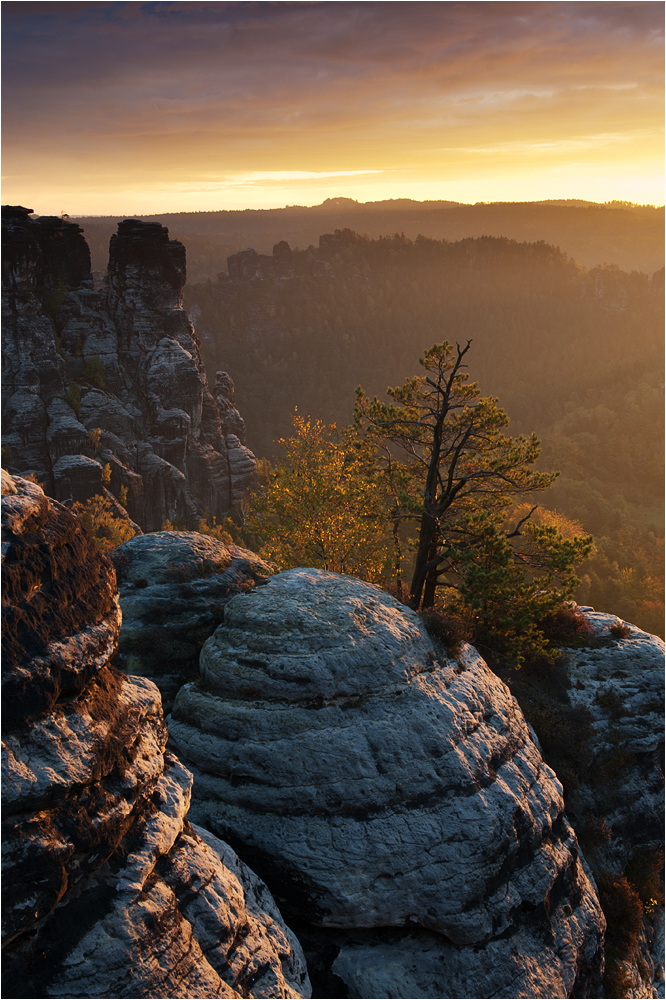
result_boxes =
[183,230,664,636]
[74,198,664,282]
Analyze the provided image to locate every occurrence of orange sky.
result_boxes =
[2,1,664,214]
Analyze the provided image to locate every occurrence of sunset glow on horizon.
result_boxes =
[2,1,664,216]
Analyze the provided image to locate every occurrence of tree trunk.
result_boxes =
[422,547,440,609]
[409,512,437,608]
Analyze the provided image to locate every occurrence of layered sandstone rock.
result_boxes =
[1,207,257,531]
[169,568,605,998]
[561,611,665,999]
[111,530,271,712]
[1,472,310,999]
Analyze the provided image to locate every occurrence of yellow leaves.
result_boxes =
[72,494,136,555]
[247,414,391,582]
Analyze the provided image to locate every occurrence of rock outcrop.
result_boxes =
[169,568,605,998]
[227,243,296,282]
[1,207,257,531]
[111,530,271,712]
[1,471,310,999]
[562,610,664,999]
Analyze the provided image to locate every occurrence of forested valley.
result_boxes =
[183,230,664,638]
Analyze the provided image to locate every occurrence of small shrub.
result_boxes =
[539,605,597,647]
[196,514,234,546]
[43,281,69,320]
[592,745,638,784]
[167,562,196,584]
[597,871,644,997]
[419,607,470,655]
[580,813,613,850]
[625,847,664,915]
[71,494,137,554]
[83,355,106,388]
[117,484,128,508]
[610,621,631,640]
[101,462,112,485]
[65,381,82,416]
[595,688,625,719]
[162,516,188,531]
[87,428,102,455]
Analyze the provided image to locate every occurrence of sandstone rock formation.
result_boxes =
[2,206,257,531]
[111,530,271,712]
[562,610,665,999]
[1,471,310,999]
[169,568,606,998]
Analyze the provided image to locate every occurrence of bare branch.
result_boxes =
[506,505,538,538]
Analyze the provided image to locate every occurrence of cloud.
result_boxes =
[148,169,385,192]
[458,128,665,156]
[2,2,663,211]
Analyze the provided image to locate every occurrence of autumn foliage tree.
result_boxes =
[247,414,390,581]
[249,342,593,663]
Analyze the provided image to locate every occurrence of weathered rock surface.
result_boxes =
[2,206,257,531]
[562,610,665,999]
[1,472,310,999]
[170,568,605,998]
[111,530,271,711]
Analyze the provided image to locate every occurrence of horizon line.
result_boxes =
[18,196,663,220]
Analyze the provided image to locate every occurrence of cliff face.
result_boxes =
[1,207,256,532]
[1,471,310,999]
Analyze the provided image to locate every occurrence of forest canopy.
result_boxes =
[185,230,663,637]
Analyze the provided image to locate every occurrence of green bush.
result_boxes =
[83,355,106,388]
[65,381,82,415]
[43,281,69,320]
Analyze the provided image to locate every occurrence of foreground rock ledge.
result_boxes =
[1,473,310,999]
[170,568,605,999]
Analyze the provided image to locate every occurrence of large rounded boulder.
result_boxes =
[170,568,605,998]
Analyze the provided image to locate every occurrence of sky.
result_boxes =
[2,1,664,215]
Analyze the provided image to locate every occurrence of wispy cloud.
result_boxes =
[146,170,385,192]
[458,129,665,156]
[2,1,663,211]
